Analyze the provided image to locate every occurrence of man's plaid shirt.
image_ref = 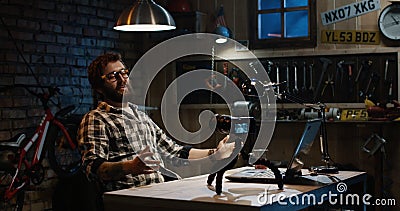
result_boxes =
[77,102,184,192]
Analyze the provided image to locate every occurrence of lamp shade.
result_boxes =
[114,0,176,31]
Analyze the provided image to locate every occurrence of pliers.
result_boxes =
[321,74,335,97]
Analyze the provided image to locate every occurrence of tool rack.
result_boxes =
[260,52,398,104]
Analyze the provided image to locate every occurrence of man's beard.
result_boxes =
[102,84,124,103]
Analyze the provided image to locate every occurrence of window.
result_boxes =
[249,0,316,49]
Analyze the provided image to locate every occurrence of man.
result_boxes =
[77,52,233,195]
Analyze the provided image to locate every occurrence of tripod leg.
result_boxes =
[207,173,216,186]
[215,170,225,195]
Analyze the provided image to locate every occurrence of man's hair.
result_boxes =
[87,52,123,90]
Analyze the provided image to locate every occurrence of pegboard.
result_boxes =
[260,52,398,104]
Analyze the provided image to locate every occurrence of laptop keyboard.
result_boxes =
[254,169,285,178]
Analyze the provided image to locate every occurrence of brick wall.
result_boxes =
[0,0,144,140]
[0,0,143,209]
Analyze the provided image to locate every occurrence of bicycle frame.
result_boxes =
[3,106,77,201]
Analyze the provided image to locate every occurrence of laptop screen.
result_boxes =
[286,119,321,173]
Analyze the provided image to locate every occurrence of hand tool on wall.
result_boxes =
[369,74,383,101]
[335,60,344,88]
[275,62,280,96]
[387,78,393,100]
[383,59,395,101]
[360,72,380,100]
[321,74,335,97]
[302,61,308,93]
[384,59,389,82]
[309,63,314,93]
[355,60,372,84]
[293,62,299,94]
[342,61,355,101]
[360,73,373,99]
[314,57,332,101]
[285,62,291,94]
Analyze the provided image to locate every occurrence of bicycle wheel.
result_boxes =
[0,168,25,211]
[46,121,82,178]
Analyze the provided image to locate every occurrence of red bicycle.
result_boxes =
[0,84,82,210]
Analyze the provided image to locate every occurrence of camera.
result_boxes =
[215,114,253,135]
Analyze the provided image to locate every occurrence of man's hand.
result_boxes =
[97,146,161,181]
[130,146,161,175]
[214,135,235,160]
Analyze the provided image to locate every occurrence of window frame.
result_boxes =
[248,0,317,49]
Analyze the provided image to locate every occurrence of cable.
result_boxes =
[0,17,43,93]
[1,17,84,114]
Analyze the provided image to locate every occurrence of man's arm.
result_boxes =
[97,146,160,181]
[188,135,233,160]
[188,148,215,159]
[147,116,233,161]
[97,160,129,180]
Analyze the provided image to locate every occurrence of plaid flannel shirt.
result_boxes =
[77,102,184,192]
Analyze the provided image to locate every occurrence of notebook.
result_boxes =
[226,119,324,184]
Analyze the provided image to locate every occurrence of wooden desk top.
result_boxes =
[104,167,366,211]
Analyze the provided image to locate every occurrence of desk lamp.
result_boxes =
[245,79,339,174]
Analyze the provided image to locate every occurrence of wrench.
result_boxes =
[301,61,307,93]
[336,60,344,87]
[309,63,314,91]
[360,72,379,99]
[314,57,332,101]
[293,62,299,94]
[343,61,355,100]
[367,74,380,99]
[388,78,393,100]
[355,60,372,84]
[275,62,280,95]
[384,59,389,81]
[383,59,395,101]
[285,62,290,93]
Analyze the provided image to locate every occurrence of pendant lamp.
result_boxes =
[114,0,176,31]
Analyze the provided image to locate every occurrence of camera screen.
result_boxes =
[234,123,249,134]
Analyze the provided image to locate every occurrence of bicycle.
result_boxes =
[0,84,83,210]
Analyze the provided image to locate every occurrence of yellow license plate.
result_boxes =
[321,30,380,45]
[340,109,368,121]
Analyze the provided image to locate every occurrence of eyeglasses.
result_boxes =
[101,69,129,82]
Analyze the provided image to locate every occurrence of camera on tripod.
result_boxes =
[215,114,253,135]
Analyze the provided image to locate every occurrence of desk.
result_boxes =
[104,167,367,211]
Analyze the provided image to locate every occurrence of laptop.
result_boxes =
[226,119,329,185]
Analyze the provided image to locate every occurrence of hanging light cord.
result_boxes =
[0,17,43,91]
[1,16,83,114]
[209,45,216,103]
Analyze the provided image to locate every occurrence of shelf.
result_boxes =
[179,103,366,110]
[276,120,399,124]
[253,47,400,59]
[179,104,229,109]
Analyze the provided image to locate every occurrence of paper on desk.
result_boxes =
[107,173,307,206]
[301,174,339,184]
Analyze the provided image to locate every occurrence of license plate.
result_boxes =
[340,109,368,121]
